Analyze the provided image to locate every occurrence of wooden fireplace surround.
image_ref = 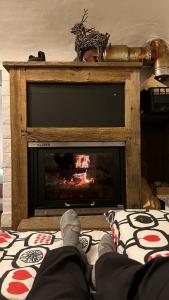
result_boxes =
[3,61,142,230]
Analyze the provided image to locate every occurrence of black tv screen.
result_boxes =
[27,83,124,127]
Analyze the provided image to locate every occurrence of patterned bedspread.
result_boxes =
[0,230,106,300]
[106,209,169,264]
[2,209,169,299]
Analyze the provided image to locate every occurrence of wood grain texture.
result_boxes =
[125,71,141,208]
[6,62,142,229]
[3,61,142,71]
[25,127,131,141]
[17,215,109,231]
[10,69,28,229]
[25,68,129,83]
[34,207,114,216]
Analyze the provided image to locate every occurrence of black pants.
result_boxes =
[26,246,169,300]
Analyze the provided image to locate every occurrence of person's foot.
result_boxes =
[60,209,81,247]
[60,209,89,269]
[91,234,116,290]
[98,233,116,257]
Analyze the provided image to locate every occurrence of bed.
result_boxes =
[106,209,169,264]
[0,229,106,299]
[1,209,169,299]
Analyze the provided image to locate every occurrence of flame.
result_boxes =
[61,154,94,187]
[75,155,90,169]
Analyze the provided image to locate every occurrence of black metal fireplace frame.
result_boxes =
[28,142,126,216]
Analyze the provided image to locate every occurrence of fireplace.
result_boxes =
[28,142,125,215]
[3,61,141,230]
[27,81,126,216]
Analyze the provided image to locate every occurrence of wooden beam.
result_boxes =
[25,127,131,142]
[17,215,109,231]
[125,71,141,208]
[3,61,143,71]
[10,68,28,229]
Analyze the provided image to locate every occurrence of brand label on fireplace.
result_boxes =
[28,142,52,147]
[28,142,125,148]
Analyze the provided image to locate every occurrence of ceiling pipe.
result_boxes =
[104,44,151,64]
[150,39,169,81]
[103,38,169,82]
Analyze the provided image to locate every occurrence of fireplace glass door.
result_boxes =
[28,143,125,214]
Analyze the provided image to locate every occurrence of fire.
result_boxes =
[62,154,94,187]
[75,155,90,169]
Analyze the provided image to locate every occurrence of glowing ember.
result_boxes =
[62,154,94,187]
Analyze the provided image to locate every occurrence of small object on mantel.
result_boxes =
[156,186,169,210]
[28,51,46,61]
[71,9,110,62]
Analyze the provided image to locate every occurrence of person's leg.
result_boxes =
[94,234,142,300]
[26,210,90,300]
[94,234,169,300]
[26,246,90,300]
[132,256,169,300]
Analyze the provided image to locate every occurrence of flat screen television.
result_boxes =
[27,83,125,127]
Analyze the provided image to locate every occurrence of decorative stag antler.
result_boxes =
[81,9,88,24]
[71,9,110,62]
[85,27,96,34]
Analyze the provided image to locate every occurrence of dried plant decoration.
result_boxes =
[71,9,110,62]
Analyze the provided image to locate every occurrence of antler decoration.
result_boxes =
[81,9,88,23]
[71,9,110,62]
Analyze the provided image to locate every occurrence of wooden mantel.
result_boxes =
[3,61,142,70]
[3,61,142,230]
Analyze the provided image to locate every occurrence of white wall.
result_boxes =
[0,0,169,64]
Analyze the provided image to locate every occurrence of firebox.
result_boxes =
[28,142,125,215]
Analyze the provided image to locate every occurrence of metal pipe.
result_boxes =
[103,38,169,81]
[103,44,151,64]
[150,38,169,81]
